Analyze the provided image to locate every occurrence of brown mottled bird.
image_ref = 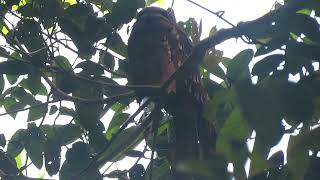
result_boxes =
[128,7,215,179]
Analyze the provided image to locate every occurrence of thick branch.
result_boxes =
[163,5,292,90]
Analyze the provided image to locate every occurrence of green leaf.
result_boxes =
[3,97,26,119]
[216,108,251,179]
[44,139,61,176]
[26,138,44,169]
[100,51,115,70]
[6,74,19,85]
[75,61,104,77]
[0,60,32,75]
[0,75,4,94]
[181,158,230,179]
[37,83,48,96]
[287,134,310,180]
[7,129,27,158]
[126,150,145,158]
[54,56,73,71]
[57,124,82,145]
[60,142,102,180]
[109,0,145,28]
[85,0,113,11]
[15,153,22,169]
[49,105,58,115]
[15,19,48,66]
[146,0,164,6]
[235,79,284,148]
[99,126,144,162]
[203,89,234,130]
[53,56,79,94]
[20,71,42,95]
[74,83,104,131]
[106,113,130,140]
[59,106,76,117]
[25,124,46,169]
[201,50,225,79]
[252,54,284,80]
[144,160,170,180]
[226,49,254,83]
[108,33,128,58]
[11,87,37,105]
[0,134,6,147]
[27,101,48,122]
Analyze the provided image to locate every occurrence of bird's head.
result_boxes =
[136,7,176,23]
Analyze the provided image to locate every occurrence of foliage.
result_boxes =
[0,0,319,179]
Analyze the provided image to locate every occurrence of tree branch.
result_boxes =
[162,5,293,90]
[42,75,135,104]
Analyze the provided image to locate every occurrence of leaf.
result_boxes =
[37,83,48,96]
[181,158,230,179]
[53,56,79,94]
[216,108,251,179]
[100,51,115,70]
[7,129,27,158]
[144,159,170,180]
[235,79,284,148]
[6,74,19,84]
[60,142,102,180]
[15,153,22,169]
[0,60,32,75]
[255,38,287,57]
[59,106,76,117]
[41,124,81,146]
[226,49,254,83]
[126,150,145,158]
[49,105,58,115]
[75,60,104,77]
[109,0,145,28]
[11,87,37,105]
[252,54,284,80]
[146,0,164,6]
[105,170,127,179]
[44,139,61,176]
[27,100,48,122]
[26,138,44,169]
[99,126,144,162]
[25,124,46,169]
[74,84,104,131]
[0,75,4,94]
[108,33,128,58]
[15,19,48,66]
[203,89,234,130]
[209,26,217,36]
[201,50,225,79]
[85,0,113,11]
[106,113,130,140]
[57,124,82,145]
[287,134,310,180]
[3,97,26,119]
[20,71,42,95]
[54,56,73,71]
[0,134,6,147]
[129,164,145,179]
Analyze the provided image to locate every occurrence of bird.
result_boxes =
[127,6,215,179]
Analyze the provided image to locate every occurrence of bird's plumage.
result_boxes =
[127,7,207,102]
[127,7,215,179]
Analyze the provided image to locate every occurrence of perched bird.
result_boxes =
[127,7,215,179]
